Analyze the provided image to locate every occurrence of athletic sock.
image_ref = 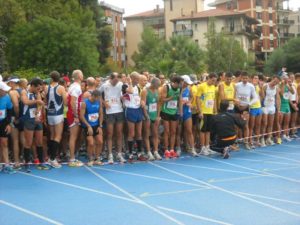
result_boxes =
[128,140,134,154]
[24,148,31,164]
[136,140,143,153]
[51,141,59,161]
[37,146,44,163]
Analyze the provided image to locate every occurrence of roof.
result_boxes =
[124,8,164,20]
[99,1,124,14]
[208,0,231,7]
[171,9,259,24]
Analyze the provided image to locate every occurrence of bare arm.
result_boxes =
[80,102,90,128]
[9,90,19,118]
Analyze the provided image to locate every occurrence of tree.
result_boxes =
[8,17,99,76]
[205,18,248,72]
[0,32,8,73]
[264,48,286,75]
[133,27,205,76]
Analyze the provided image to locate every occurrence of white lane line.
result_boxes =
[234,157,300,166]
[250,151,300,163]
[0,199,63,225]
[203,157,300,184]
[140,187,210,198]
[158,161,262,176]
[149,162,300,218]
[208,174,270,183]
[265,166,300,172]
[157,206,233,225]
[85,166,185,225]
[93,167,206,188]
[18,172,138,204]
[236,192,300,205]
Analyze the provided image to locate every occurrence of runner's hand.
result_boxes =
[5,125,11,134]
[88,126,93,136]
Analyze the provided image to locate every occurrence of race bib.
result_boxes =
[182,97,189,104]
[238,95,249,102]
[265,97,274,106]
[206,100,214,109]
[29,108,37,118]
[0,109,5,119]
[283,93,290,100]
[88,113,99,123]
[109,97,119,106]
[149,103,157,112]
[167,100,177,109]
[134,95,141,105]
[228,102,234,110]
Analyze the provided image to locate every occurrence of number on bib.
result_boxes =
[88,113,99,123]
[149,103,157,112]
[167,100,177,109]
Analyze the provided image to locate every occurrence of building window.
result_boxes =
[270,26,273,34]
[256,12,262,19]
[226,2,231,9]
[170,0,173,11]
[268,0,272,7]
[270,40,274,48]
[269,13,273,20]
[256,0,262,6]
[194,23,198,30]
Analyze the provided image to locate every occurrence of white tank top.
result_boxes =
[124,85,141,109]
[264,84,277,107]
[289,84,297,101]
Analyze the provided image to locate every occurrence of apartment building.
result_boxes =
[289,8,300,37]
[100,1,126,68]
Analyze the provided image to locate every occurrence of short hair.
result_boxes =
[151,77,160,86]
[241,71,248,77]
[110,72,119,80]
[50,71,60,82]
[30,78,43,87]
[208,72,217,79]
[225,72,233,78]
[273,75,281,81]
[72,70,83,80]
[91,90,101,97]
[234,70,242,77]
[220,100,229,112]
[295,73,300,79]
[171,75,182,84]
[58,78,66,86]
[86,77,95,87]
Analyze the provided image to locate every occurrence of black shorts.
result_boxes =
[84,126,100,137]
[105,112,124,124]
[161,111,178,122]
[63,118,69,132]
[234,105,250,114]
[12,119,24,132]
[200,114,213,132]
[23,120,43,131]
[290,101,297,113]
[0,122,10,138]
[192,113,200,126]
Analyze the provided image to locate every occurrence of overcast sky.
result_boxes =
[103,0,300,16]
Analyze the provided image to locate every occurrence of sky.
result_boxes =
[103,0,300,16]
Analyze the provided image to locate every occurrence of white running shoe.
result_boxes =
[147,152,155,161]
[190,148,199,157]
[282,135,292,142]
[200,146,210,156]
[116,153,126,163]
[153,151,162,160]
[49,159,62,169]
[108,154,114,164]
[206,146,217,154]
[260,138,266,147]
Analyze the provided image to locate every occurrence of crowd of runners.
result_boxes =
[0,69,299,173]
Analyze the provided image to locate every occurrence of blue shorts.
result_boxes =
[250,108,263,117]
[125,107,144,123]
[183,112,192,121]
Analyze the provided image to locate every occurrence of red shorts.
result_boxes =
[67,111,80,128]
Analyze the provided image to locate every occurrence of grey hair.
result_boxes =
[72,70,83,80]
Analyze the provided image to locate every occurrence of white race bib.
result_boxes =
[109,97,120,106]
[206,100,214,109]
[167,100,177,109]
[134,95,141,105]
[149,103,157,112]
[0,109,5,119]
[283,93,290,100]
[265,97,274,106]
[29,108,37,118]
[228,102,234,110]
[88,113,99,123]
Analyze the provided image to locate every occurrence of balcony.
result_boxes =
[173,29,193,37]
[276,6,290,12]
[277,19,294,26]
[279,33,294,38]
[223,25,260,39]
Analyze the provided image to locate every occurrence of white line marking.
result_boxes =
[236,192,300,205]
[265,166,300,172]
[85,166,185,225]
[158,161,262,176]
[234,157,300,166]
[281,144,300,149]
[93,167,206,188]
[0,199,63,225]
[203,157,300,184]
[140,187,210,198]
[250,151,300,163]
[157,206,233,225]
[18,172,138,204]
[208,174,270,183]
[149,162,300,218]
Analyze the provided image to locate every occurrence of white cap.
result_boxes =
[0,81,11,92]
[181,75,193,85]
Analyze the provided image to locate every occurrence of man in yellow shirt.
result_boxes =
[196,73,217,155]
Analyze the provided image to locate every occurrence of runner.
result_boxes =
[160,76,182,159]
[100,72,126,164]
[45,71,67,168]
[196,73,217,155]
[288,73,298,138]
[0,81,15,173]
[141,77,162,160]
[80,90,103,166]
[67,70,84,167]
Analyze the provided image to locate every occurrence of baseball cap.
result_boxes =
[7,76,20,83]
[181,75,193,85]
[0,81,11,92]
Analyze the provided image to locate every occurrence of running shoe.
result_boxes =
[128,154,134,163]
[108,154,114,164]
[137,153,148,161]
[87,161,94,167]
[68,159,84,167]
[189,148,199,157]
[49,159,62,169]
[266,137,275,146]
[147,152,155,161]
[230,143,240,151]
[3,165,16,174]
[23,164,31,173]
[175,147,182,157]
[206,147,217,154]
[260,138,266,147]
[13,163,22,171]
[116,153,127,163]
[94,158,104,166]
[244,143,251,150]
[33,159,40,165]
[164,150,171,159]
[36,163,50,170]
[153,151,162,160]
[199,146,210,156]
[276,137,282,145]
[282,135,292,142]
[169,149,178,158]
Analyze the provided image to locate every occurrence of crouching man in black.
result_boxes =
[211,100,246,159]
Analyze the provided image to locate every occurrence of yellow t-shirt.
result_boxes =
[197,82,216,114]
[251,85,261,109]
[223,82,235,110]
[191,85,198,114]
